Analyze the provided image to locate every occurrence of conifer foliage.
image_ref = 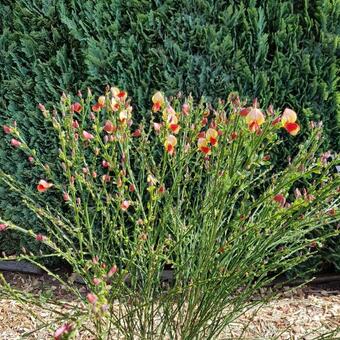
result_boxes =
[0,0,339,268]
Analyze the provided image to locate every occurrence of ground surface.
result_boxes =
[0,272,339,339]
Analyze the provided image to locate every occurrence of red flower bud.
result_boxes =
[11,139,21,148]
[38,103,46,112]
[230,132,237,141]
[93,278,101,286]
[107,265,117,277]
[132,129,141,137]
[86,293,98,305]
[83,131,94,140]
[54,323,73,340]
[3,125,12,134]
[63,192,70,201]
[35,234,45,241]
[273,194,286,207]
[182,103,190,115]
[72,120,79,129]
[201,117,208,126]
[0,224,7,232]
[240,107,250,117]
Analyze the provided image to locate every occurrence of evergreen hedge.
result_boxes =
[0,0,339,270]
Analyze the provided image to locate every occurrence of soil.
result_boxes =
[0,272,339,339]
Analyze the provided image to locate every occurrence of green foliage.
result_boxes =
[0,0,339,268]
[0,91,339,338]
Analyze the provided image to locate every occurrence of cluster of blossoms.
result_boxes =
[240,100,300,135]
[1,89,304,231]
[152,91,181,155]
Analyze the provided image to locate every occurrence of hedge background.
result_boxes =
[0,0,339,272]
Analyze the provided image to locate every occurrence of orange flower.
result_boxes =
[103,120,116,134]
[245,108,265,130]
[92,103,102,112]
[206,128,218,146]
[111,87,127,101]
[71,102,82,113]
[152,92,164,112]
[281,108,297,125]
[198,138,211,155]
[164,111,181,134]
[117,90,127,101]
[281,108,300,135]
[37,180,53,192]
[164,135,177,155]
[284,122,300,136]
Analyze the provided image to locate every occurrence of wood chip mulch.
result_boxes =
[0,272,339,339]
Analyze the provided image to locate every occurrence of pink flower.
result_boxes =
[129,184,135,192]
[120,200,130,211]
[11,139,21,148]
[63,192,70,201]
[107,265,117,278]
[0,224,7,232]
[35,234,45,241]
[92,256,99,264]
[54,323,72,340]
[102,160,109,168]
[3,125,12,134]
[153,122,162,133]
[102,174,111,183]
[38,103,46,112]
[182,103,190,115]
[72,120,79,129]
[92,171,97,178]
[86,293,98,304]
[93,278,101,286]
[37,180,53,192]
[28,156,34,164]
[82,167,89,174]
[82,131,94,140]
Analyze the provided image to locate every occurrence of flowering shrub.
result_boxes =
[0,88,339,338]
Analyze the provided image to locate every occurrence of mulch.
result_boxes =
[0,272,339,339]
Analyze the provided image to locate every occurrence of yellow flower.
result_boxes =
[197,138,211,155]
[152,92,165,105]
[245,108,265,126]
[281,108,300,136]
[206,128,218,146]
[98,96,106,106]
[164,135,177,155]
[281,108,297,125]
